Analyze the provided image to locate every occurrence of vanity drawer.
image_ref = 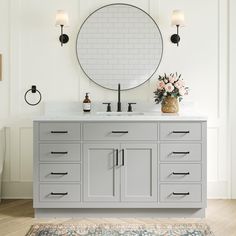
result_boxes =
[160,184,202,203]
[160,143,202,162]
[39,143,81,162]
[83,122,157,141]
[39,184,81,202]
[39,122,81,141]
[39,164,81,182]
[159,122,202,141]
[160,164,201,182]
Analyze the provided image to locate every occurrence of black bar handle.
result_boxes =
[116,149,119,166]
[122,149,124,166]
[103,103,111,112]
[172,151,190,155]
[172,172,190,175]
[127,103,136,112]
[50,192,68,196]
[50,131,68,134]
[50,172,68,175]
[172,192,190,196]
[51,152,68,155]
[112,131,129,134]
[172,131,190,134]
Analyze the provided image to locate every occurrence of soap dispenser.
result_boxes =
[83,93,91,112]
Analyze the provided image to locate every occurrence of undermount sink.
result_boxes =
[96,112,145,116]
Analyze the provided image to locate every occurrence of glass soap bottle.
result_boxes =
[83,93,91,112]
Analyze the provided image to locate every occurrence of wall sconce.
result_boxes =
[170,10,185,46]
[55,10,69,46]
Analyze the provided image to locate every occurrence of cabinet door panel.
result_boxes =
[83,144,120,202]
[121,144,157,202]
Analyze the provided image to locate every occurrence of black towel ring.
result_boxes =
[24,85,42,106]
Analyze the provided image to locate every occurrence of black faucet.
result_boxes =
[117,83,122,112]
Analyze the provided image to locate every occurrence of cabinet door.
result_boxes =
[83,144,120,202]
[121,144,157,202]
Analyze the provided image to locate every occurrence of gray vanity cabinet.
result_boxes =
[83,143,157,203]
[33,119,207,217]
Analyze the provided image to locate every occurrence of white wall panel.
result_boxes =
[19,128,33,181]
[207,128,219,182]
[229,0,236,198]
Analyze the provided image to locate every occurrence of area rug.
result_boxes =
[26,223,214,236]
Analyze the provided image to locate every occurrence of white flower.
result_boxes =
[179,78,185,86]
[179,87,186,96]
[157,80,165,89]
[165,83,174,93]
[174,80,184,89]
[164,79,168,83]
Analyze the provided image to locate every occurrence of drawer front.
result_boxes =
[39,122,80,141]
[160,143,201,162]
[160,184,202,203]
[159,122,202,141]
[39,164,81,182]
[40,184,81,202]
[160,164,201,182]
[39,144,80,162]
[83,122,157,141]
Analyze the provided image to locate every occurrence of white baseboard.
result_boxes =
[1,181,32,199]
[0,181,232,199]
[207,181,230,199]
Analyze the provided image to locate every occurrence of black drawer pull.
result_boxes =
[172,192,190,196]
[50,192,68,196]
[50,131,68,134]
[172,151,190,155]
[50,172,68,175]
[122,149,125,166]
[172,172,190,175]
[51,152,68,155]
[112,131,129,134]
[172,131,190,134]
[116,149,119,166]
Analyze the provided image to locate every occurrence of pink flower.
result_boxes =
[165,83,174,93]
[157,80,165,89]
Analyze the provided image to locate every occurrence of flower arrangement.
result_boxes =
[154,73,189,104]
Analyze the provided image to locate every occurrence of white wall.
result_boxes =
[229,0,236,198]
[0,0,230,198]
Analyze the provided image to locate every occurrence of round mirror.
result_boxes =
[76,4,163,90]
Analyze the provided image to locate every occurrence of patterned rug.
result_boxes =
[26,223,214,236]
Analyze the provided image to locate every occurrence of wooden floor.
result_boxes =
[0,199,235,236]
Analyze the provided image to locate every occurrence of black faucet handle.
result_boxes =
[127,103,136,112]
[102,103,112,112]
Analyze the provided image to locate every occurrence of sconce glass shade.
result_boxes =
[171,10,185,26]
[55,10,69,26]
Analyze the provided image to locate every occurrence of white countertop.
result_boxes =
[34,111,207,122]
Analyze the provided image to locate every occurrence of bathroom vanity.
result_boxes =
[31,2,206,219]
[33,113,207,218]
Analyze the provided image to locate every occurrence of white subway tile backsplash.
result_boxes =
[77,4,162,89]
